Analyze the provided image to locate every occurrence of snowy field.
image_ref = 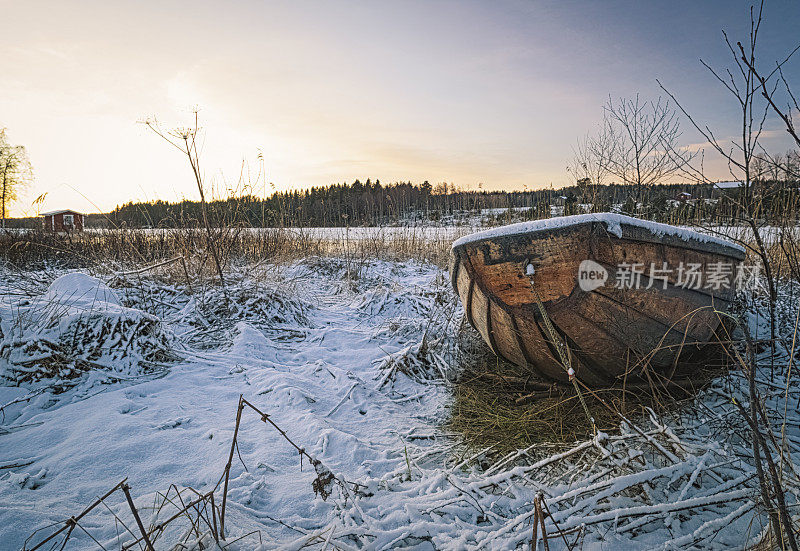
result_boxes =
[1,253,799,549]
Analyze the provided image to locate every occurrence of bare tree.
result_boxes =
[590,95,695,209]
[658,4,777,333]
[658,4,799,549]
[0,129,33,228]
[740,33,800,184]
[739,40,800,149]
[567,135,607,212]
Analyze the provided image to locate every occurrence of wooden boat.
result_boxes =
[450,213,746,386]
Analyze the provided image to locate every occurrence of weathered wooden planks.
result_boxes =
[450,218,745,385]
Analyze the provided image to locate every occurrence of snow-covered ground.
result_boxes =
[0,256,798,550]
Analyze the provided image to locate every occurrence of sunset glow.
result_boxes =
[2,0,798,216]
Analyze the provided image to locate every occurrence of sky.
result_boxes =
[1,0,799,216]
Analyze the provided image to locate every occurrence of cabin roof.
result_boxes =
[714,181,742,189]
[41,209,83,216]
[451,212,746,255]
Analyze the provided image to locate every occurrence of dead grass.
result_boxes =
[0,226,462,272]
[447,329,722,455]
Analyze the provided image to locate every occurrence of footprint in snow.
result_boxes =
[118,402,146,415]
[153,417,190,430]
[5,468,48,490]
[124,390,147,400]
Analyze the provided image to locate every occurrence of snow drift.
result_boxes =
[0,273,179,385]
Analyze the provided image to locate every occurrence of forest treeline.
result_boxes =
[5,177,799,229]
[90,178,800,228]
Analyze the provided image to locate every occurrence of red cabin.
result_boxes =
[41,210,84,232]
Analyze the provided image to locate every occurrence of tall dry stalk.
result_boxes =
[142,111,227,300]
[658,3,800,547]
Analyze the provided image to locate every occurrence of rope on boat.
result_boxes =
[525,263,598,436]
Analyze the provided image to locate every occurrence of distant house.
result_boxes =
[675,191,692,202]
[711,181,743,198]
[42,210,84,232]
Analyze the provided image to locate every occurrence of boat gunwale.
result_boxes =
[451,216,747,261]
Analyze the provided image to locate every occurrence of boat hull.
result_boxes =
[450,217,745,385]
